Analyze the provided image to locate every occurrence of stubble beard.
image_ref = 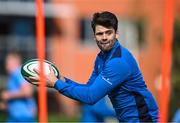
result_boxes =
[96,39,117,52]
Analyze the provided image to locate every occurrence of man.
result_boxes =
[80,96,116,122]
[0,52,37,122]
[27,11,159,122]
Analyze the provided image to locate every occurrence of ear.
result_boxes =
[93,34,96,40]
[115,31,119,39]
[93,36,96,40]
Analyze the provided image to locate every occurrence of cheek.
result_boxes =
[95,36,101,40]
[109,35,116,41]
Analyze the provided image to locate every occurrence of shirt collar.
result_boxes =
[100,40,120,60]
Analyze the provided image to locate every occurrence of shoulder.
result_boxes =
[111,45,122,60]
[108,44,129,68]
[101,58,131,81]
[105,58,131,75]
[107,58,129,69]
[109,43,133,61]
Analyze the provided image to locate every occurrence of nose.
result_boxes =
[102,34,107,40]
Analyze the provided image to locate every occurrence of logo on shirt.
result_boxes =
[101,76,112,85]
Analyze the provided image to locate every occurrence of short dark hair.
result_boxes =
[91,11,118,33]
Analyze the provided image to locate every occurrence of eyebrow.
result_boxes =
[95,30,113,35]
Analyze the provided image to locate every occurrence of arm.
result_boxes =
[2,70,33,101]
[27,57,99,87]
[27,58,131,104]
[54,58,131,105]
[2,82,33,101]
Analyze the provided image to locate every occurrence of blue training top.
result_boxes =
[6,68,36,122]
[54,41,159,122]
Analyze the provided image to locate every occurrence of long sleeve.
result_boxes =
[54,58,131,105]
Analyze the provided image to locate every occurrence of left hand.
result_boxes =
[26,65,58,88]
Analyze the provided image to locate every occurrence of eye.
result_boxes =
[95,32,103,36]
[106,30,113,35]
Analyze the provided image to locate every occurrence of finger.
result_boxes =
[31,81,40,86]
[33,68,40,75]
[49,65,54,73]
[29,76,40,81]
[25,77,40,86]
[25,77,33,83]
[25,77,39,83]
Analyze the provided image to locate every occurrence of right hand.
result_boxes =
[0,102,6,110]
[0,89,7,110]
[26,65,58,88]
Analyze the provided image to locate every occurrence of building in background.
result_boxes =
[0,0,180,121]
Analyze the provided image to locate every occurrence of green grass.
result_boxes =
[0,111,6,122]
[0,112,79,122]
[48,113,79,122]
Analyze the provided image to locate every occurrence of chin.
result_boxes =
[98,44,112,52]
[101,47,111,52]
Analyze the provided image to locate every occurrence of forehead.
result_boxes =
[95,25,114,33]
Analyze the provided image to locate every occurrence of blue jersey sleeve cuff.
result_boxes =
[64,77,71,83]
[54,79,68,91]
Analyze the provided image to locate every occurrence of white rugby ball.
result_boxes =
[21,59,59,80]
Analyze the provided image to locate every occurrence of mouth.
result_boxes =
[97,41,112,52]
[100,41,110,45]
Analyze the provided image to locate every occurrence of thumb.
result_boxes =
[49,65,54,74]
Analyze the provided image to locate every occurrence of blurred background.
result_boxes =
[0,0,180,122]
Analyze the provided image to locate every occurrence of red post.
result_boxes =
[35,0,47,122]
[160,0,174,121]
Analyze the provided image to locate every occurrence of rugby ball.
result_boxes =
[21,59,59,80]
